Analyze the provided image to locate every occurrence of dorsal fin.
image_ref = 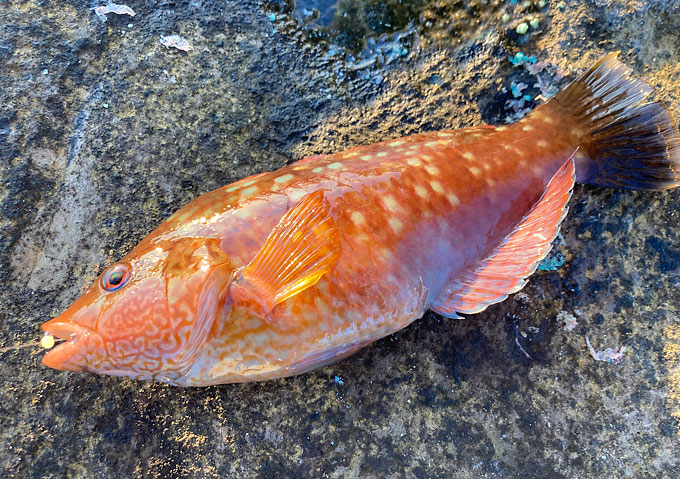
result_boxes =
[431,155,576,318]
[230,191,341,316]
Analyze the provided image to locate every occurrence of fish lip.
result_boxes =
[40,321,92,372]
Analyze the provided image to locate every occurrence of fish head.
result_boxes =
[41,237,232,382]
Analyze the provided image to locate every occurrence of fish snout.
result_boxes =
[41,319,100,372]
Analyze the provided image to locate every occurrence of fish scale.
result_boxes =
[41,53,680,385]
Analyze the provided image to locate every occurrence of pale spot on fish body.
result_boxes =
[388,217,403,234]
[314,296,330,316]
[462,151,476,161]
[234,208,254,220]
[361,155,373,161]
[406,158,422,167]
[356,232,371,243]
[240,186,258,198]
[382,195,400,213]
[446,193,460,207]
[468,167,481,177]
[430,181,444,194]
[274,174,294,183]
[536,140,549,148]
[379,248,394,263]
[328,162,343,170]
[425,165,440,176]
[312,167,324,173]
[376,152,388,158]
[522,125,534,132]
[287,189,308,202]
[351,211,366,226]
[414,185,429,199]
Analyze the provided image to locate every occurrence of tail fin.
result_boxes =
[549,52,680,191]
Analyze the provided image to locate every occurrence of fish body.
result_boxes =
[42,53,680,385]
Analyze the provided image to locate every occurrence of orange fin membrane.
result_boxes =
[549,51,680,190]
[431,155,576,318]
[231,191,341,315]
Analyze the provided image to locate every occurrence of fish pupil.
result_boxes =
[108,272,123,285]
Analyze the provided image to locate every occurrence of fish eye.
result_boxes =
[101,264,131,292]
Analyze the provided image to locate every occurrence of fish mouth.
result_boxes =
[41,320,92,372]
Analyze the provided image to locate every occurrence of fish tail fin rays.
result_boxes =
[431,154,575,318]
[230,191,341,316]
[549,51,680,191]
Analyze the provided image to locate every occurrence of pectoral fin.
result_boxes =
[231,191,341,315]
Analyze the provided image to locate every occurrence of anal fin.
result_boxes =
[431,155,576,318]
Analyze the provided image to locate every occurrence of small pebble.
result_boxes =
[269,13,276,22]
[516,22,529,35]
[40,335,55,350]
[41,69,48,75]
[529,18,540,29]
[511,51,527,65]
[539,0,546,7]
[502,13,510,22]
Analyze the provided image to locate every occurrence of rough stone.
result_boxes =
[2,0,680,477]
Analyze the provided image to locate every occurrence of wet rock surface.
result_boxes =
[2,0,680,477]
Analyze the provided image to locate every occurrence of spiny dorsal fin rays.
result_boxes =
[230,191,341,316]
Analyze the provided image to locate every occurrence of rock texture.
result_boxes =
[1,0,680,477]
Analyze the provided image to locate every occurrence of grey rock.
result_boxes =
[1,0,680,478]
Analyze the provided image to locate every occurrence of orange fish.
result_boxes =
[41,53,680,385]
